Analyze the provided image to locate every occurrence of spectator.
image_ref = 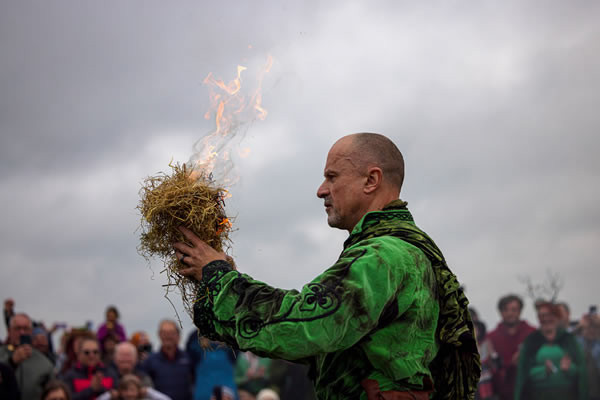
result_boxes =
[110,342,152,387]
[235,352,270,396]
[557,302,578,333]
[33,326,56,365]
[42,380,72,400]
[0,361,19,400]
[186,333,237,400]
[0,313,54,400]
[209,386,235,400]
[130,331,152,362]
[514,302,587,400]
[96,374,171,400]
[3,299,15,337]
[58,329,96,375]
[474,319,498,400]
[576,311,600,400]
[97,306,127,349]
[237,382,256,400]
[60,337,117,400]
[268,359,316,400]
[486,294,536,400]
[141,320,193,400]
[101,333,120,367]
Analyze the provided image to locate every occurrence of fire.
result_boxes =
[188,55,273,184]
[216,217,233,235]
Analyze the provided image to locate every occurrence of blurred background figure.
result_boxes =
[60,337,116,400]
[474,318,498,400]
[514,302,586,400]
[186,333,237,400]
[576,308,600,400]
[33,326,56,365]
[97,374,171,400]
[98,306,126,355]
[141,320,193,400]
[42,380,72,400]
[0,313,54,400]
[209,385,235,400]
[0,361,19,400]
[130,331,153,362]
[57,329,96,376]
[3,299,15,341]
[486,294,535,400]
[101,333,120,367]
[235,352,270,397]
[268,359,316,400]
[110,342,153,387]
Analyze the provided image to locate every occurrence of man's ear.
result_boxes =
[364,167,383,194]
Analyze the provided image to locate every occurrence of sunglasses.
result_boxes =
[83,349,100,355]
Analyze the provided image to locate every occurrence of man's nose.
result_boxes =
[316,182,328,198]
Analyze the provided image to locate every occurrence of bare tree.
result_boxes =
[518,269,564,304]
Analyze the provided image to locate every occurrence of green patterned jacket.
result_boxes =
[193,200,480,399]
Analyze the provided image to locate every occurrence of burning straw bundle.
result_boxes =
[137,163,232,317]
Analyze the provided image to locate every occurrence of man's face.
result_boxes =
[159,323,179,348]
[500,300,522,327]
[317,139,367,232]
[115,348,137,375]
[8,315,32,346]
[78,340,101,367]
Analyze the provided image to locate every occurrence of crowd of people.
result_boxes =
[472,295,599,400]
[0,300,316,400]
[0,295,598,400]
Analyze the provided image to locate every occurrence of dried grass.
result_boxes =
[137,163,232,318]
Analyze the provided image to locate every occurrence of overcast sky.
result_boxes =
[1,1,599,347]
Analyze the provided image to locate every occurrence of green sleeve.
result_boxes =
[193,237,418,360]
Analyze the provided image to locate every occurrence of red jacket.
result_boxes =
[486,320,536,400]
[60,362,116,400]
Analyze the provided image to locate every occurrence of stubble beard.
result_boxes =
[326,208,345,230]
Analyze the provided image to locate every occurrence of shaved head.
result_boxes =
[343,133,405,191]
[317,133,405,232]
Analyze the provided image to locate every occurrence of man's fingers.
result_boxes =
[173,242,194,255]
[179,226,204,247]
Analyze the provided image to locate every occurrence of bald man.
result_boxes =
[175,133,480,400]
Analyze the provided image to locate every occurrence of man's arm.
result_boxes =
[192,236,420,360]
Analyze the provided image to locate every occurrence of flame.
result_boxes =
[216,217,233,235]
[189,55,273,184]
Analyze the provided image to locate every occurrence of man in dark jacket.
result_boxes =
[60,337,117,400]
[142,319,193,400]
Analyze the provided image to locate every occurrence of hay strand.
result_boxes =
[137,163,232,318]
